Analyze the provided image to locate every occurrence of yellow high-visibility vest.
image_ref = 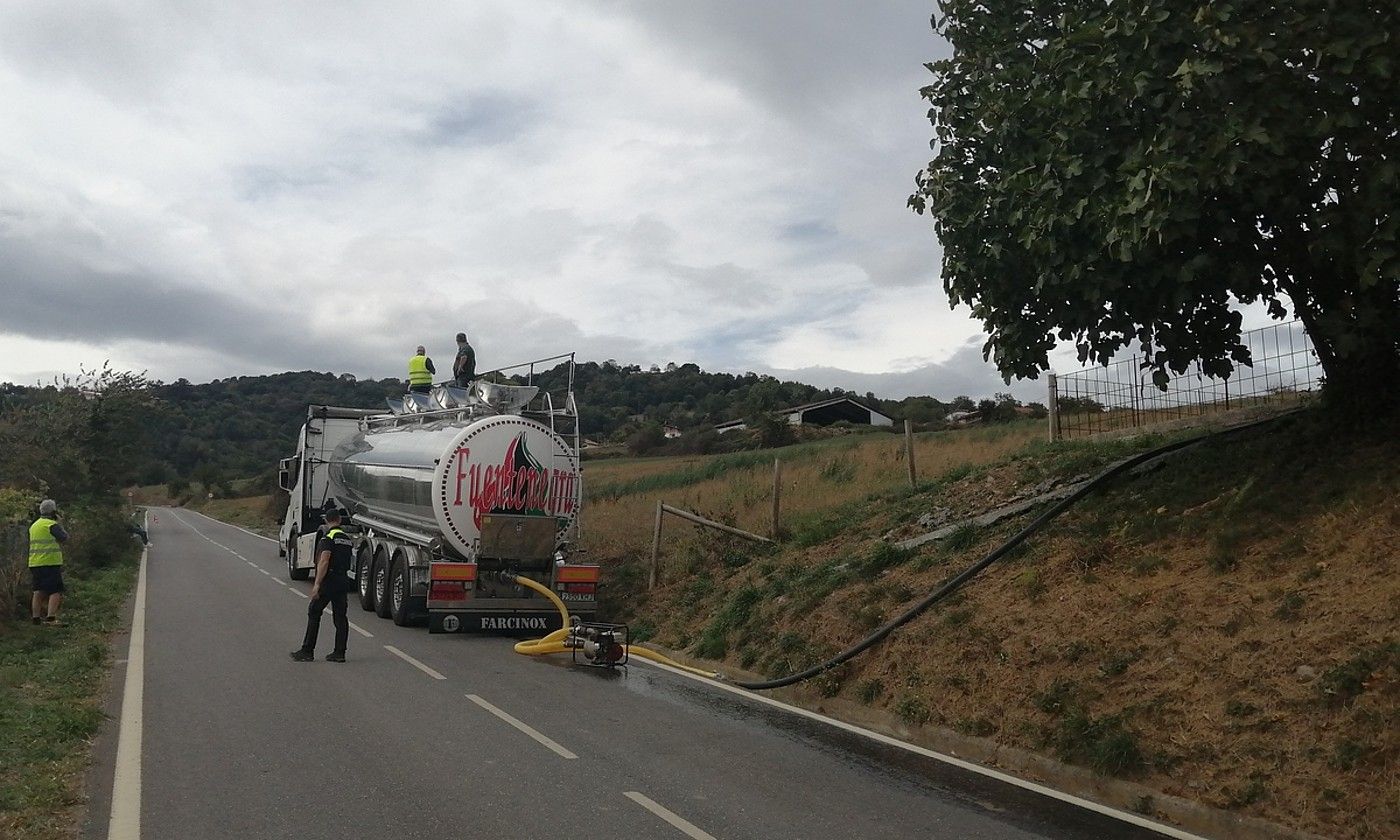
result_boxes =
[28,517,62,568]
[408,355,432,385]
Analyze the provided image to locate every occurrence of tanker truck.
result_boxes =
[275,355,598,633]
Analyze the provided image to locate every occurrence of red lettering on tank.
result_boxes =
[452,447,470,505]
[461,433,580,529]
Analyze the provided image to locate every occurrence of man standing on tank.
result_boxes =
[407,345,435,394]
[452,331,476,387]
[290,509,353,663]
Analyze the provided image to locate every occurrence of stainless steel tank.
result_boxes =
[329,413,581,560]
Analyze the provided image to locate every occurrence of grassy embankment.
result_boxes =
[0,554,140,839]
[599,412,1398,839]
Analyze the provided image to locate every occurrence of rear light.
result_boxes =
[563,582,596,594]
[556,565,600,583]
[429,582,468,601]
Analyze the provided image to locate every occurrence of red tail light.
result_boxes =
[429,582,467,601]
[563,582,596,594]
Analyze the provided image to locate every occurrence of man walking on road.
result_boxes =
[407,345,435,394]
[290,509,353,662]
[452,331,476,388]
[29,499,69,626]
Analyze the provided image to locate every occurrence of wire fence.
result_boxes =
[1049,320,1320,439]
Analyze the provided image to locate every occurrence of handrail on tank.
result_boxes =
[366,352,579,446]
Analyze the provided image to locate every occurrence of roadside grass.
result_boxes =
[0,555,139,839]
[191,495,280,536]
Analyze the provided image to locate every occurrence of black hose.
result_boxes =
[735,412,1298,691]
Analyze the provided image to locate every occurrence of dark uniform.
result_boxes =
[297,526,354,659]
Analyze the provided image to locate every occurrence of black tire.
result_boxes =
[357,547,376,611]
[390,557,413,626]
[374,554,393,619]
[288,534,310,581]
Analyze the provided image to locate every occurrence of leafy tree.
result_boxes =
[911,1,1400,407]
[627,422,666,455]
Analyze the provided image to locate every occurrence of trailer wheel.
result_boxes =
[287,533,310,581]
[356,546,376,612]
[390,556,413,626]
[373,553,393,619]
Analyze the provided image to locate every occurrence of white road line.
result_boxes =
[349,622,373,638]
[384,645,447,680]
[272,579,287,587]
[623,792,716,840]
[289,590,308,599]
[632,658,1206,840]
[185,508,278,543]
[466,694,577,759]
[258,569,272,576]
[108,549,148,840]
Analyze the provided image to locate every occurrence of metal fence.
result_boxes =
[1048,320,1319,440]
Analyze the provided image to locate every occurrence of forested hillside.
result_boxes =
[1,361,1009,487]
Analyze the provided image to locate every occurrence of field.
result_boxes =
[581,422,1044,566]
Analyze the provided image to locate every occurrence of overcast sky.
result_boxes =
[0,1,1078,401]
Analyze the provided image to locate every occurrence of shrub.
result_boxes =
[895,696,931,726]
[1053,710,1144,776]
[856,679,884,704]
[1319,642,1400,706]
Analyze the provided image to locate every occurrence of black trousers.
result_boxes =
[300,586,348,654]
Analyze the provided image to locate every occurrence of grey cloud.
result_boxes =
[613,2,944,119]
[419,92,539,147]
[0,225,322,369]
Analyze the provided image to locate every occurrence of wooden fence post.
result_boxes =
[904,418,917,488]
[648,499,664,590]
[1047,372,1060,442]
[771,457,782,540]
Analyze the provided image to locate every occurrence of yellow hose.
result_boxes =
[509,574,721,679]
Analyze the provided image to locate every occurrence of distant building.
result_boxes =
[663,425,682,439]
[715,397,895,434]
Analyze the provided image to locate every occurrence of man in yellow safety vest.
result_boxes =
[29,499,70,626]
[407,345,436,394]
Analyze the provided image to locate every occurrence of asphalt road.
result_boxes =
[82,508,1188,840]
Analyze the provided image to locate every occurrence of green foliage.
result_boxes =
[1052,710,1145,777]
[856,678,884,704]
[1034,678,1078,715]
[0,488,40,525]
[894,695,931,726]
[694,585,763,660]
[942,523,980,553]
[627,422,666,456]
[911,1,1400,404]
[855,541,912,577]
[1319,641,1400,706]
[0,365,159,499]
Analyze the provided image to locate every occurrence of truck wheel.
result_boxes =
[374,555,393,619]
[288,534,310,581]
[390,557,412,626]
[357,549,376,612]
